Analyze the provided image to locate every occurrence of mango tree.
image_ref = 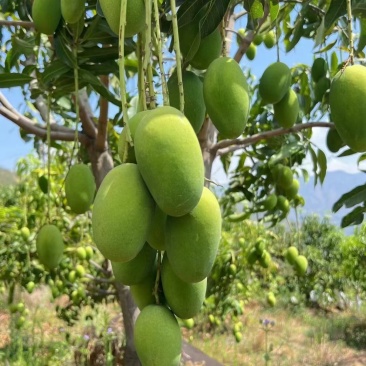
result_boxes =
[1,0,365,364]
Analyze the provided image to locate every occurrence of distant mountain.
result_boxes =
[296,170,366,234]
[0,167,16,186]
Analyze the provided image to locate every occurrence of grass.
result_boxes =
[1,289,366,365]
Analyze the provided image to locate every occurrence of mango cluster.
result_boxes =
[92,106,222,365]
[247,237,272,269]
[284,246,308,276]
[259,62,299,129]
[32,0,86,34]
[269,163,301,214]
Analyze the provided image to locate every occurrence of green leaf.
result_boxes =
[314,40,337,53]
[357,17,366,52]
[78,69,120,106]
[285,18,304,53]
[301,168,310,183]
[324,0,347,31]
[250,0,264,19]
[314,17,325,48]
[269,1,280,22]
[42,60,71,84]
[268,141,303,165]
[54,32,77,68]
[220,153,232,175]
[308,144,318,185]
[341,206,365,228]
[337,148,356,157]
[317,149,327,184]
[177,0,230,38]
[330,51,339,76]
[12,37,35,57]
[0,73,33,88]
[333,184,366,212]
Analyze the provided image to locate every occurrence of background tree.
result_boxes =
[1,0,365,363]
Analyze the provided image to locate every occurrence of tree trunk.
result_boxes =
[88,143,142,365]
[114,283,141,366]
[199,118,218,183]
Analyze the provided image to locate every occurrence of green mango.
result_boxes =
[99,0,145,37]
[134,305,182,366]
[111,243,156,285]
[326,128,345,153]
[161,255,206,319]
[329,65,366,152]
[285,246,299,265]
[274,89,299,128]
[36,224,64,269]
[259,62,291,105]
[61,0,85,24]
[293,255,308,276]
[166,187,221,283]
[311,57,327,82]
[146,206,167,251]
[118,110,150,164]
[134,107,204,217]
[65,164,96,214]
[203,57,250,138]
[92,164,155,262]
[32,0,61,35]
[167,70,206,133]
[179,13,222,70]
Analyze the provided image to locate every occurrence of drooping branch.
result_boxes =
[212,122,334,156]
[0,20,34,29]
[0,92,89,144]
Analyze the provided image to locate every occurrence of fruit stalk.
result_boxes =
[143,0,152,72]
[46,93,51,223]
[147,63,156,108]
[137,34,147,111]
[152,0,169,106]
[346,0,354,64]
[169,0,184,113]
[73,46,80,151]
[154,250,162,305]
[118,0,131,139]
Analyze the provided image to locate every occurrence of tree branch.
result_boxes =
[0,92,89,144]
[78,89,98,139]
[0,20,34,29]
[233,4,269,63]
[96,75,109,151]
[212,122,334,156]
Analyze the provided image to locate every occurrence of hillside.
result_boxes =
[0,167,16,186]
[296,170,365,233]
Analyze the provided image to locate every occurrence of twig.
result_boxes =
[0,20,34,29]
[346,0,354,64]
[212,122,334,156]
[170,0,184,112]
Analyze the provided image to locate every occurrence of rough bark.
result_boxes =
[198,118,218,184]
[115,283,142,366]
